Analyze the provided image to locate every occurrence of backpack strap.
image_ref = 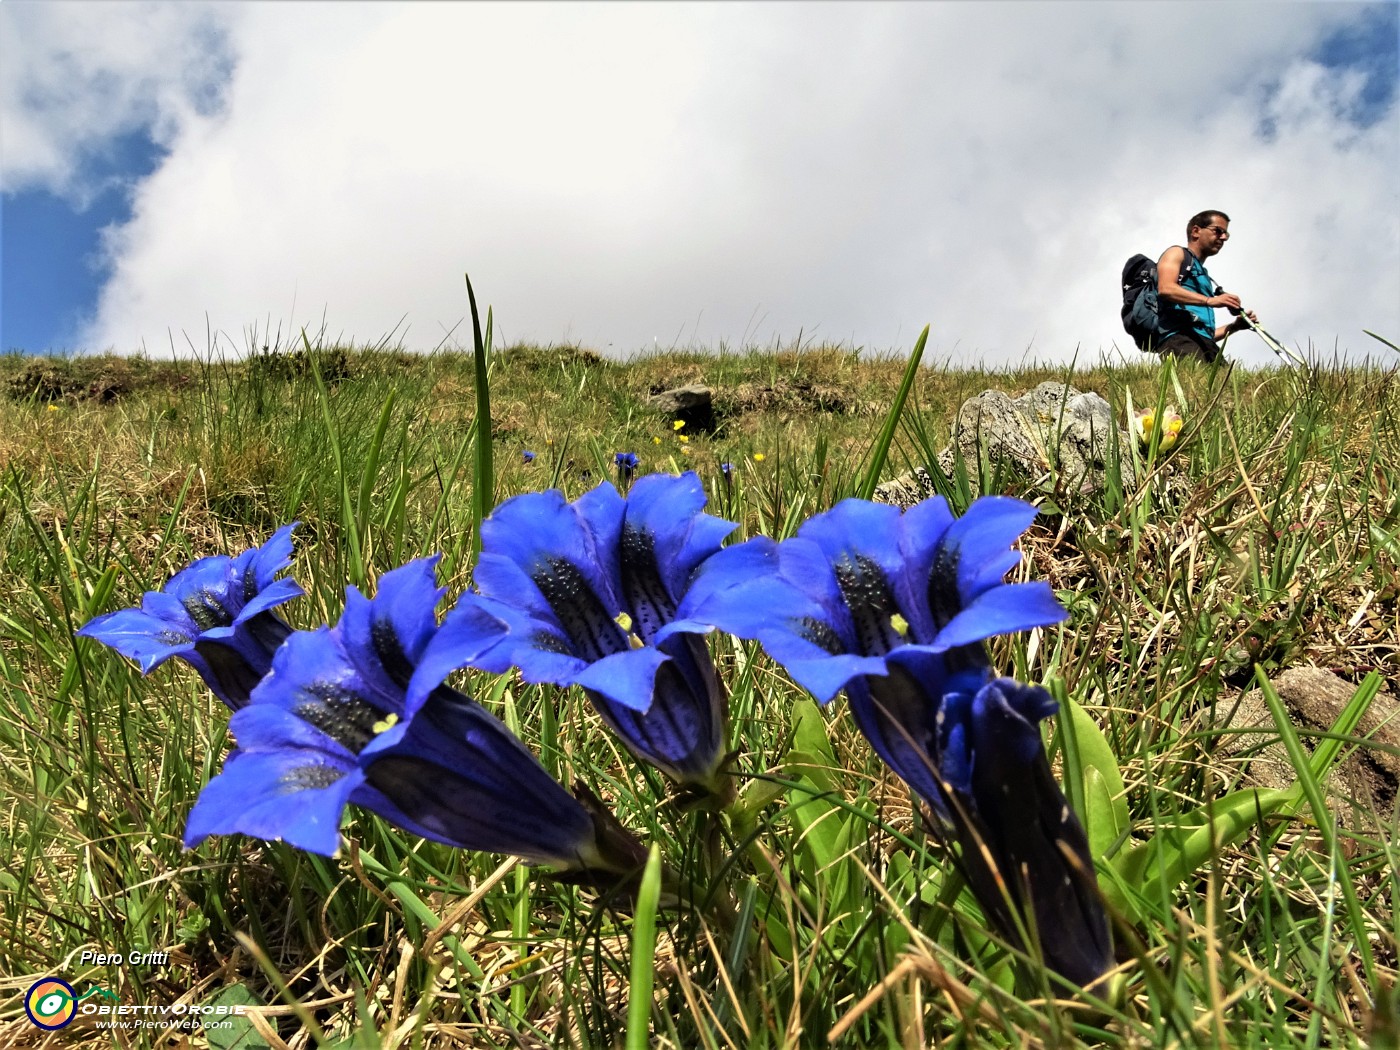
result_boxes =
[1177,246,1197,284]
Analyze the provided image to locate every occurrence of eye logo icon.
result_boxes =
[25,978,78,1030]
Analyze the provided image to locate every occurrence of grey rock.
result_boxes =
[874,467,938,509]
[874,381,1134,507]
[1217,666,1399,832]
[648,383,715,432]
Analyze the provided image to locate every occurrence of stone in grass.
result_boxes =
[874,381,1136,508]
[1216,666,1399,835]
[648,383,715,433]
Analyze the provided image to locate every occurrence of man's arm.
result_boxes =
[1155,246,1243,312]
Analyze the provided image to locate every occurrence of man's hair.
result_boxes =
[1187,210,1230,237]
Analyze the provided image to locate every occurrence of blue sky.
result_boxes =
[3,130,165,352]
[2,2,1397,367]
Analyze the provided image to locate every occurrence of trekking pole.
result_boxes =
[1214,280,1307,368]
[1232,309,1308,369]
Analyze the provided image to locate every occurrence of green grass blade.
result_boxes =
[1257,666,1378,993]
[626,844,663,1050]
[466,274,494,559]
[857,324,928,500]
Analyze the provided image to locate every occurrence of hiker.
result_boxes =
[1153,210,1258,363]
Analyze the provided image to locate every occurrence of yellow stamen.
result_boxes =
[372,712,400,735]
[614,611,645,649]
[891,613,910,637]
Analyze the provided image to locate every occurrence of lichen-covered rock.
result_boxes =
[874,381,1134,507]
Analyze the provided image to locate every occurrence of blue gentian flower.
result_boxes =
[522,450,536,463]
[936,674,1112,989]
[76,524,303,710]
[691,495,1111,986]
[185,557,647,880]
[408,472,736,795]
[614,451,639,484]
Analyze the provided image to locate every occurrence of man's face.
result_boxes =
[1196,217,1230,256]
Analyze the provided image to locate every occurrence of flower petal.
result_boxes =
[241,522,299,594]
[932,581,1068,651]
[338,557,445,695]
[938,496,1040,603]
[845,662,950,809]
[76,607,194,672]
[183,746,360,856]
[622,472,736,600]
[571,647,670,713]
[666,538,796,641]
[357,689,598,865]
[480,487,625,617]
[796,498,904,586]
[773,652,892,705]
[894,495,955,643]
[583,633,724,783]
[234,576,305,624]
[249,627,392,753]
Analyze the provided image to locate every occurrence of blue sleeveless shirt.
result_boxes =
[1160,248,1216,345]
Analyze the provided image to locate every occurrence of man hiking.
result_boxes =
[1153,210,1258,363]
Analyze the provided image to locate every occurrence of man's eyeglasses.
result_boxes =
[1206,225,1230,237]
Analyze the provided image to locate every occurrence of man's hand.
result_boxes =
[1230,310,1259,333]
[1208,292,1243,312]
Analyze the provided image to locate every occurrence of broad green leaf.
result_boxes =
[204,984,271,1050]
[1111,787,1297,918]
[790,697,838,781]
[1063,696,1130,860]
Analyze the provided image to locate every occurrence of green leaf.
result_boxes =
[789,697,838,786]
[1083,767,1121,862]
[1061,694,1130,860]
[204,984,271,1050]
[466,273,494,559]
[857,325,929,500]
[1110,786,1297,918]
[626,844,663,1050]
[787,774,845,879]
[1257,667,1378,988]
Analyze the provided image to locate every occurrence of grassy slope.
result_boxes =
[0,344,1396,1048]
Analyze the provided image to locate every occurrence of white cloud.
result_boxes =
[0,1,237,204]
[6,2,1397,365]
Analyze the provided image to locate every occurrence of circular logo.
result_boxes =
[25,978,78,1030]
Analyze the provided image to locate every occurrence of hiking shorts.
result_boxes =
[1154,332,1220,364]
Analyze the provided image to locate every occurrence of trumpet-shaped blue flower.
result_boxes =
[614,451,639,484]
[409,472,736,793]
[76,524,303,710]
[185,557,647,879]
[935,674,1112,989]
[691,495,1111,985]
[688,496,1066,806]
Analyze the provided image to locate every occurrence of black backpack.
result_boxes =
[1120,248,1204,351]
